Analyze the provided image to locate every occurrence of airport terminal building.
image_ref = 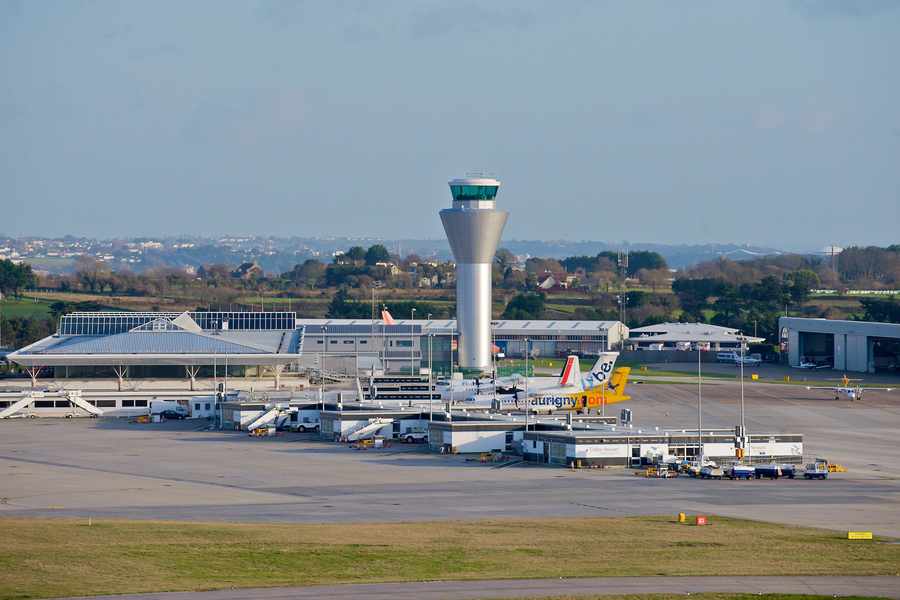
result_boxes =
[7,311,628,382]
[779,317,900,373]
[295,318,628,375]
[8,311,304,385]
[626,322,763,351]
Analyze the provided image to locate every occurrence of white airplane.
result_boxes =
[806,375,895,401]
[797,360,830,370]
[462,353,622,412]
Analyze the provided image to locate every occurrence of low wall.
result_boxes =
[620,350,723,365]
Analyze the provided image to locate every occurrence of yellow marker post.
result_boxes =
[848,531,873,540]
[678,512,686,523]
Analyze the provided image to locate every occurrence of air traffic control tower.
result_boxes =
[440,176,508,372]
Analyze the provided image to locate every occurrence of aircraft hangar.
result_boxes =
[779,317,900,373]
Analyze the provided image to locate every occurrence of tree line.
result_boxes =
[0,260,36,298]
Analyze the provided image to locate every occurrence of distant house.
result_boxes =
[375,262,401,276]
[537,274,568,291]
[232,262,263,280]
[418,275,438,288]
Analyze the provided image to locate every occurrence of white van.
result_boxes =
[716,352,738,363]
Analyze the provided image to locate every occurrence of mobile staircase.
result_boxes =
[344,418,394,442]
[245,404,292,432]
[0,390,103,419]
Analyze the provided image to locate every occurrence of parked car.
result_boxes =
[291,418,320,433]
[159,409,186,420]
[716,352,738,363]
[402,429,428,443]
[734,353,763,366]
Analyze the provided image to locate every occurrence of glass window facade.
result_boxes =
[450,185,499,201]
[59,311,296,335]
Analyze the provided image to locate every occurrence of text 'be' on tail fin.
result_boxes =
[587,352,619,388]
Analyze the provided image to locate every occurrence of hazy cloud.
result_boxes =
[792,0,900,19]
[409,2,535,39]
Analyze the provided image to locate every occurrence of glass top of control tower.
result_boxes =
[448,177,501,202]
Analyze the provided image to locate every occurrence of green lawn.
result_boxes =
[0,297,52,319]
[505,596,888,600]
[1,516,897,599]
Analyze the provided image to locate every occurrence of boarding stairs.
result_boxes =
[66,391,103,416]
[0,396,35,419]
[306,368,353,384]
[245,404,290,432]
[345,418,394,442]
[0,390,104,419]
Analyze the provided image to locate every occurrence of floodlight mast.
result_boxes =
[440,177,508,373]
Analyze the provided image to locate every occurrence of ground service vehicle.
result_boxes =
[755,464,796,479]
[728,464,755,480]
[700,465,725,479]
[804,460,829,480]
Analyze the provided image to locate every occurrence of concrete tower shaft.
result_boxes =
[440,177,508,371]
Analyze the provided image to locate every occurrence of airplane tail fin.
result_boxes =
[585,352,619,389]
[605,367,631,403]
[558,355,582,389]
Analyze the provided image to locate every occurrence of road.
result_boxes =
[58,576,900,600]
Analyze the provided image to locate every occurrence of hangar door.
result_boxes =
[871,337,900,374]
[798,332,833,368]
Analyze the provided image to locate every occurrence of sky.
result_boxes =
[2,0,899,251]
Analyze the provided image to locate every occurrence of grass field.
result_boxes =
[494,597,887,600]
[24,291,191,312]
[0,297,52,319]
[1,516,898,599]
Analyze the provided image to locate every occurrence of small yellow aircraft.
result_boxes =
[528,367,632,413]
[806,374,894,401]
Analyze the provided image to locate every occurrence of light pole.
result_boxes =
[524,338,530,433]
[321,325,328,374]
[410,308,416,375]
[601,380,606,417]
[739,335,745,434]
[450,317,455,405]
[428,332,434,423]
[320,325,326,411]
[697,343,703,464]
[381,304,387,373]
[739,334,748,463]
